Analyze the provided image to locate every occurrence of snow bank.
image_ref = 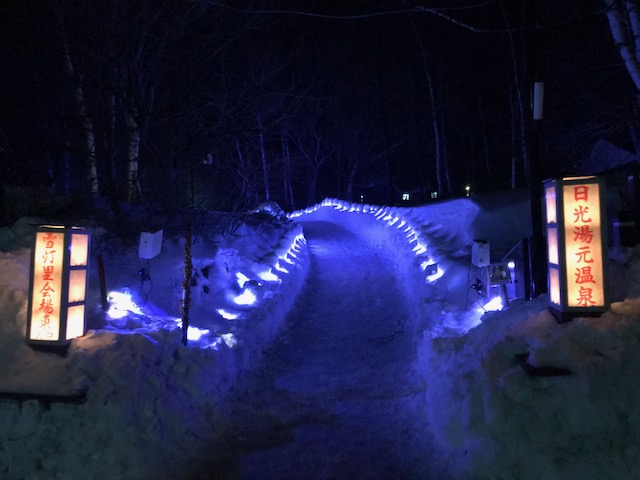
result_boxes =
[5,190,639,479]
[420,294,640,480]
[0,208,309,478]
[293,194,640,480]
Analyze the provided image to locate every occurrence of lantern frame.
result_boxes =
[26,225,90,350]
[544,176,608,322]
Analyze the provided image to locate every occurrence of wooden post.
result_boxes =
[181,223,193,346]
[97,254,109,311]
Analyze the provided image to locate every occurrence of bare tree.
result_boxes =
[55,4,99,196]
[604,0,640,152]
[289,119,332,205]
[411,20,450,197]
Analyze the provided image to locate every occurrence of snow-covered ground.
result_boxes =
[1,189,640,479]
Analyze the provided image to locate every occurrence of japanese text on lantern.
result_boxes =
[562,183,605,308]
[30,231,63,340]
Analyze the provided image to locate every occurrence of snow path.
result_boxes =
[203,220,448,480]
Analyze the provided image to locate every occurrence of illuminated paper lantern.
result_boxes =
[26,226,90,349]
[544,177,608,322]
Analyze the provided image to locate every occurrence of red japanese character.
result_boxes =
[573,225,594,244]
[576,286,597,306]
[573,185,589,202]
[573,205,592,223]
[575,266,596,284]
[575,246,594,263]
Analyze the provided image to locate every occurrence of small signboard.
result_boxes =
[139,230,163,259]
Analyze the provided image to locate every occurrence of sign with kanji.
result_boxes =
[544,177,608,322]
[26,226,90,349]
[29,230,64,341]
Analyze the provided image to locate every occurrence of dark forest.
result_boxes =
[0,1,635,222]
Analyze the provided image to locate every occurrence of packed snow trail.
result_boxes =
[201,220,448,479]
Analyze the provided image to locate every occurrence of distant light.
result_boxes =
[431,191,438,199]
[507,260,516,269]
[465,185,471,196]
[221,333,238,348]
[236,272,250,289]
[483,296,503,311]
[426,265,445,281]
[107,290,143,319]
[187,326,209,341]
[402,193,410,201]
[281,254,295,265]
[217,308,240,320]
[413,243,427,255]
[423,262,438,276]
[274,261,289,274]
[422,260,444,281]
[360,195,364,202]
[257,269,280,282]
[233,288,257,306]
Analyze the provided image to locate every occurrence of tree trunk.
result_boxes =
[346,161,358,203]
[235,137,254,203]
[440,108,451,195]
[257,114,270,201]
[501,0,528,186]
[307,166,318,205]
[478,94,491,178]
[124,108,141,203]
[107,93,119,201]
[604,0,640,153]
[57,11,99,196]
[509,85,518,189]
[281,130,294,210]
[604,0,640,91]
[412,21,445,197]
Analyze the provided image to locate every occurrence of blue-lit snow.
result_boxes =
[1,190,640,479]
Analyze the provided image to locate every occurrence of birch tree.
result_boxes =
[55,4,99,196]
[604,0,640,91]
[603,0,640,151]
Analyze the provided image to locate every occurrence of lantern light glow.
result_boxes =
[26,226,90,348]
[544,177,608,321]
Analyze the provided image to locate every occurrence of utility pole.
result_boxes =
[524,0,548,299]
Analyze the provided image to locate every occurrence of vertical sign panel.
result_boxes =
[562,183,605,308]
[70,233,89,266]
[30,231,64,341]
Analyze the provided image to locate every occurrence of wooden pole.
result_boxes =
[181,222,192,346]
[97,254,109,311]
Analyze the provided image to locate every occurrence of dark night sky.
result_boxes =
[0,1,633,213]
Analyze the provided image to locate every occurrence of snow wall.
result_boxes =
[292,196,640,480]
[4,191,640,479]
[0,210,310,479]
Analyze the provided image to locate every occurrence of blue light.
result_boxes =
[217,308,241,320]
[257,269,280,282]
[187,326,209,342]
[221,333,238,348]
[107,290,143,319]
[233,288,257,306]
[236,272,250,289]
